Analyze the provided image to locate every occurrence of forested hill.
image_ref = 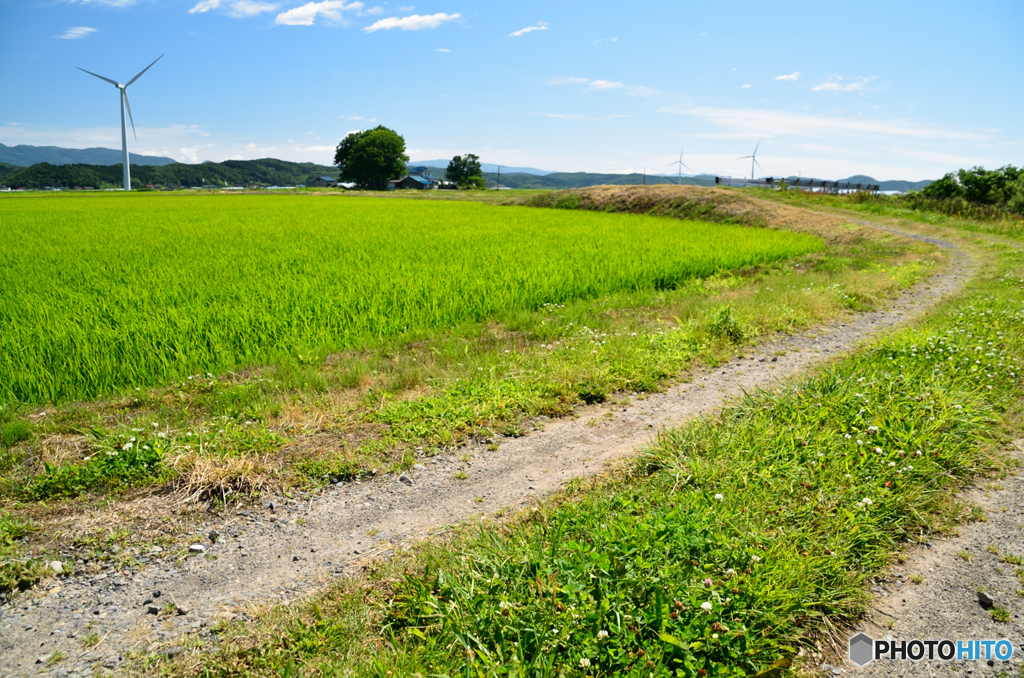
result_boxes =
[0,158,338,189]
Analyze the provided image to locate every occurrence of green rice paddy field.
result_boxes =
[0,193,822,406]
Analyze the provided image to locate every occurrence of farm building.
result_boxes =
[387,174,439,190]
[310,176,338,187]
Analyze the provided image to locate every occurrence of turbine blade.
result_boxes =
[754,158,763,171]
[736,155,752,160]
[125,54,164,88]
[753,139,760,156]
[123,89,137,141]
[76,67,120,87]
[681,163,690,171]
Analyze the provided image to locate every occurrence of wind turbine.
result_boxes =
[667,146,690,185]
[737,140,762,181]
[77,55,164,191]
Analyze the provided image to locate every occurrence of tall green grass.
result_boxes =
[196,245,1024,677]
[0,194,820,405]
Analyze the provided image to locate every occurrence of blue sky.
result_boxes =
[0,0,1020,180]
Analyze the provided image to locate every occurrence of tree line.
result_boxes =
[921,165,1024,215]
[0,158,339,190]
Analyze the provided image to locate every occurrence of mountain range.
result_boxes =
[0,144,933,193]
[0,143,176,167]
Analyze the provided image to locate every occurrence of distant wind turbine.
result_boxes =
[737,140,762,180]
[77,55,164,191]
[667,146,690,185]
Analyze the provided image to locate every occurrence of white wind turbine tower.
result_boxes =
[667,146,690,185]
[77,55,164,191]
[737,140,762,181]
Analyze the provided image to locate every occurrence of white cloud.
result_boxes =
[189,0,221,12]
[741,84,751,89]
[363,12,459,32]
[812,76,875,92]
[509,22,548,38]
[398,5,414,10]
[69,0,136,7]
[593,37,617,43]
[436,48,450,52]
[192,0,278,17]
[660,105,988,142]
[551,76,656,98]
[228,1,278,16]
[889,148,991,166]
[774,72,799,81]
[58,26,97,39]
[275,0,364,26]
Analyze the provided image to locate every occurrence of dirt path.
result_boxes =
[841,441,1024,677]
[0,222,974,676]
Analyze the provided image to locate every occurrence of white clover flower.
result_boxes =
[122,442,133,451]
[597,630,609,640]
[857,440,864,445]
[701,601,713,613]
[844,434,852,439]
[714,493,724,501]
[712,633,719,639]
[499,601,509,610]
[725,568,736,577]
[874,447,883,453]
[751,555,761,563]
[579,658,591,668]
[888,462,896,467]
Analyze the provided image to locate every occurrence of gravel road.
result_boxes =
[0,220,977,677]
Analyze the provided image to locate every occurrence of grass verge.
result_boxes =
[155,234,1024,675]
[0,193,934,506]
[0,188,938,597]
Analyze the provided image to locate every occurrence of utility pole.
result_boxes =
[496,165,501,190]
[643,167,646,186]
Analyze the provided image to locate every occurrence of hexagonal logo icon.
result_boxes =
[849,632,875,666]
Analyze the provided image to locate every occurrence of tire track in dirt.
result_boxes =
[0,219,974,676]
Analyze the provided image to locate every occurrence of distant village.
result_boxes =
[310,166,446,191]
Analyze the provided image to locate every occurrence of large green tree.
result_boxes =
[445,153,485,189]
[921,165,1022,205]
[334,126,409,190]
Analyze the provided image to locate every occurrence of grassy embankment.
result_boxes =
[157,191,1024,678]
[0,188,934,595]
[757,188,1024,241]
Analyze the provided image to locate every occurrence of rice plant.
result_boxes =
[0,193,820,405]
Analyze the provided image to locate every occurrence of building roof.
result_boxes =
[318,176,336,182]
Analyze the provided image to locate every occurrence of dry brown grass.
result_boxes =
[171,452,280,505]
[524,184,891,248]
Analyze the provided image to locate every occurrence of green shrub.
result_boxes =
[0,420,31,447]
